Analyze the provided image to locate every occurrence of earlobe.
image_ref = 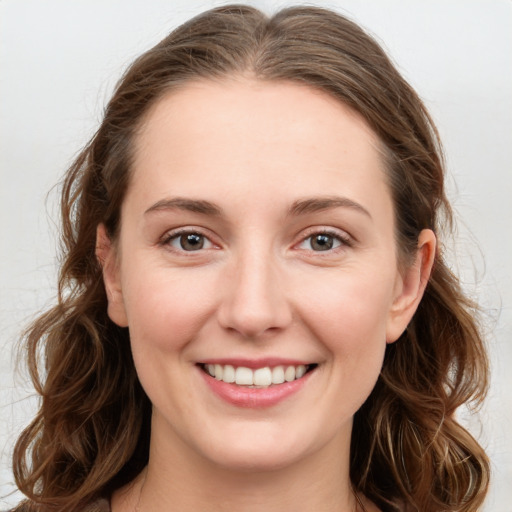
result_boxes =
[386,229,436,343]
[96,224,128,328]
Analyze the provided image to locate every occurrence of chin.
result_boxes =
[195,426,323,474]
[207,446,305,473]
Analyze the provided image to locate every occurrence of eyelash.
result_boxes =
[159,228,216,253]
[296,228,353,253]
[159,227,353,254]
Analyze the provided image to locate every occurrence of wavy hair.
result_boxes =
[13,5,489,511]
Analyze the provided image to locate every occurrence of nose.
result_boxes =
[217,249,293,339]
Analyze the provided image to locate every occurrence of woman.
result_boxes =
[11,5,489,512]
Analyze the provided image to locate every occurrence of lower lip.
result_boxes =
[199,368,313,408]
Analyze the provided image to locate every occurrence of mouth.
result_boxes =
[199,363,318,388]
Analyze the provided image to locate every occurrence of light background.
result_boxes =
[1,0,511,509]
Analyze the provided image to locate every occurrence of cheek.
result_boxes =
[297,268,395,355]
[120,264,218,354]
[292,269,395,423]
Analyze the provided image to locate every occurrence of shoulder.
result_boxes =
[3,499,110,512]
[81,499,111,512]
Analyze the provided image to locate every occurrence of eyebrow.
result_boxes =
[288,196,372,219]
[145,197,222,216]
[144,195,371,219]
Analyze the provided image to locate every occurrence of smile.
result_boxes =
[201,363,317,387]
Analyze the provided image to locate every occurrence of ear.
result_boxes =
[95,224,128,328]
[386,229,436,343]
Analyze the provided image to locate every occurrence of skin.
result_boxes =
[97,78,435,512]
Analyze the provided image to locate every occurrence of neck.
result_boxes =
[112,421,363,512]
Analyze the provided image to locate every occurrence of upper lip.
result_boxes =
[197,358,315,369]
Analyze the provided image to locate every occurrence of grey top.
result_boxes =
[5,499,110,512]
[83,499,111,512]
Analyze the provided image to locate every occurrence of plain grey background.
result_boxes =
[1,0,511,509]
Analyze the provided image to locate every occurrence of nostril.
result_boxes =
[216,265,293,338]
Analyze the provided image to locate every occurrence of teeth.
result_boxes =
[204,364,311,387]
[253,367,272,386]
[295,365,306,378]
[235,367,253,385]
[223,364,235,383]
[271,366,285,384]
[284,365,296,382]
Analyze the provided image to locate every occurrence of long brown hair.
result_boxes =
[13,5,489,511]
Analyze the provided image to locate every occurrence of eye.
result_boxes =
[298,231,348,252]
[166,231,214,252]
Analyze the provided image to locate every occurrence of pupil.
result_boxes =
[312,234,333,251]
[181,233,204,251]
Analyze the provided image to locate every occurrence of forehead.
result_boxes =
[128,78,391,218]
[135,77,382,159]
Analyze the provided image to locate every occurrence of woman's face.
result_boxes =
[100,78,431,472]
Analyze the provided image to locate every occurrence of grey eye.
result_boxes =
[298,233,343,252]
[310,234,335,251]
